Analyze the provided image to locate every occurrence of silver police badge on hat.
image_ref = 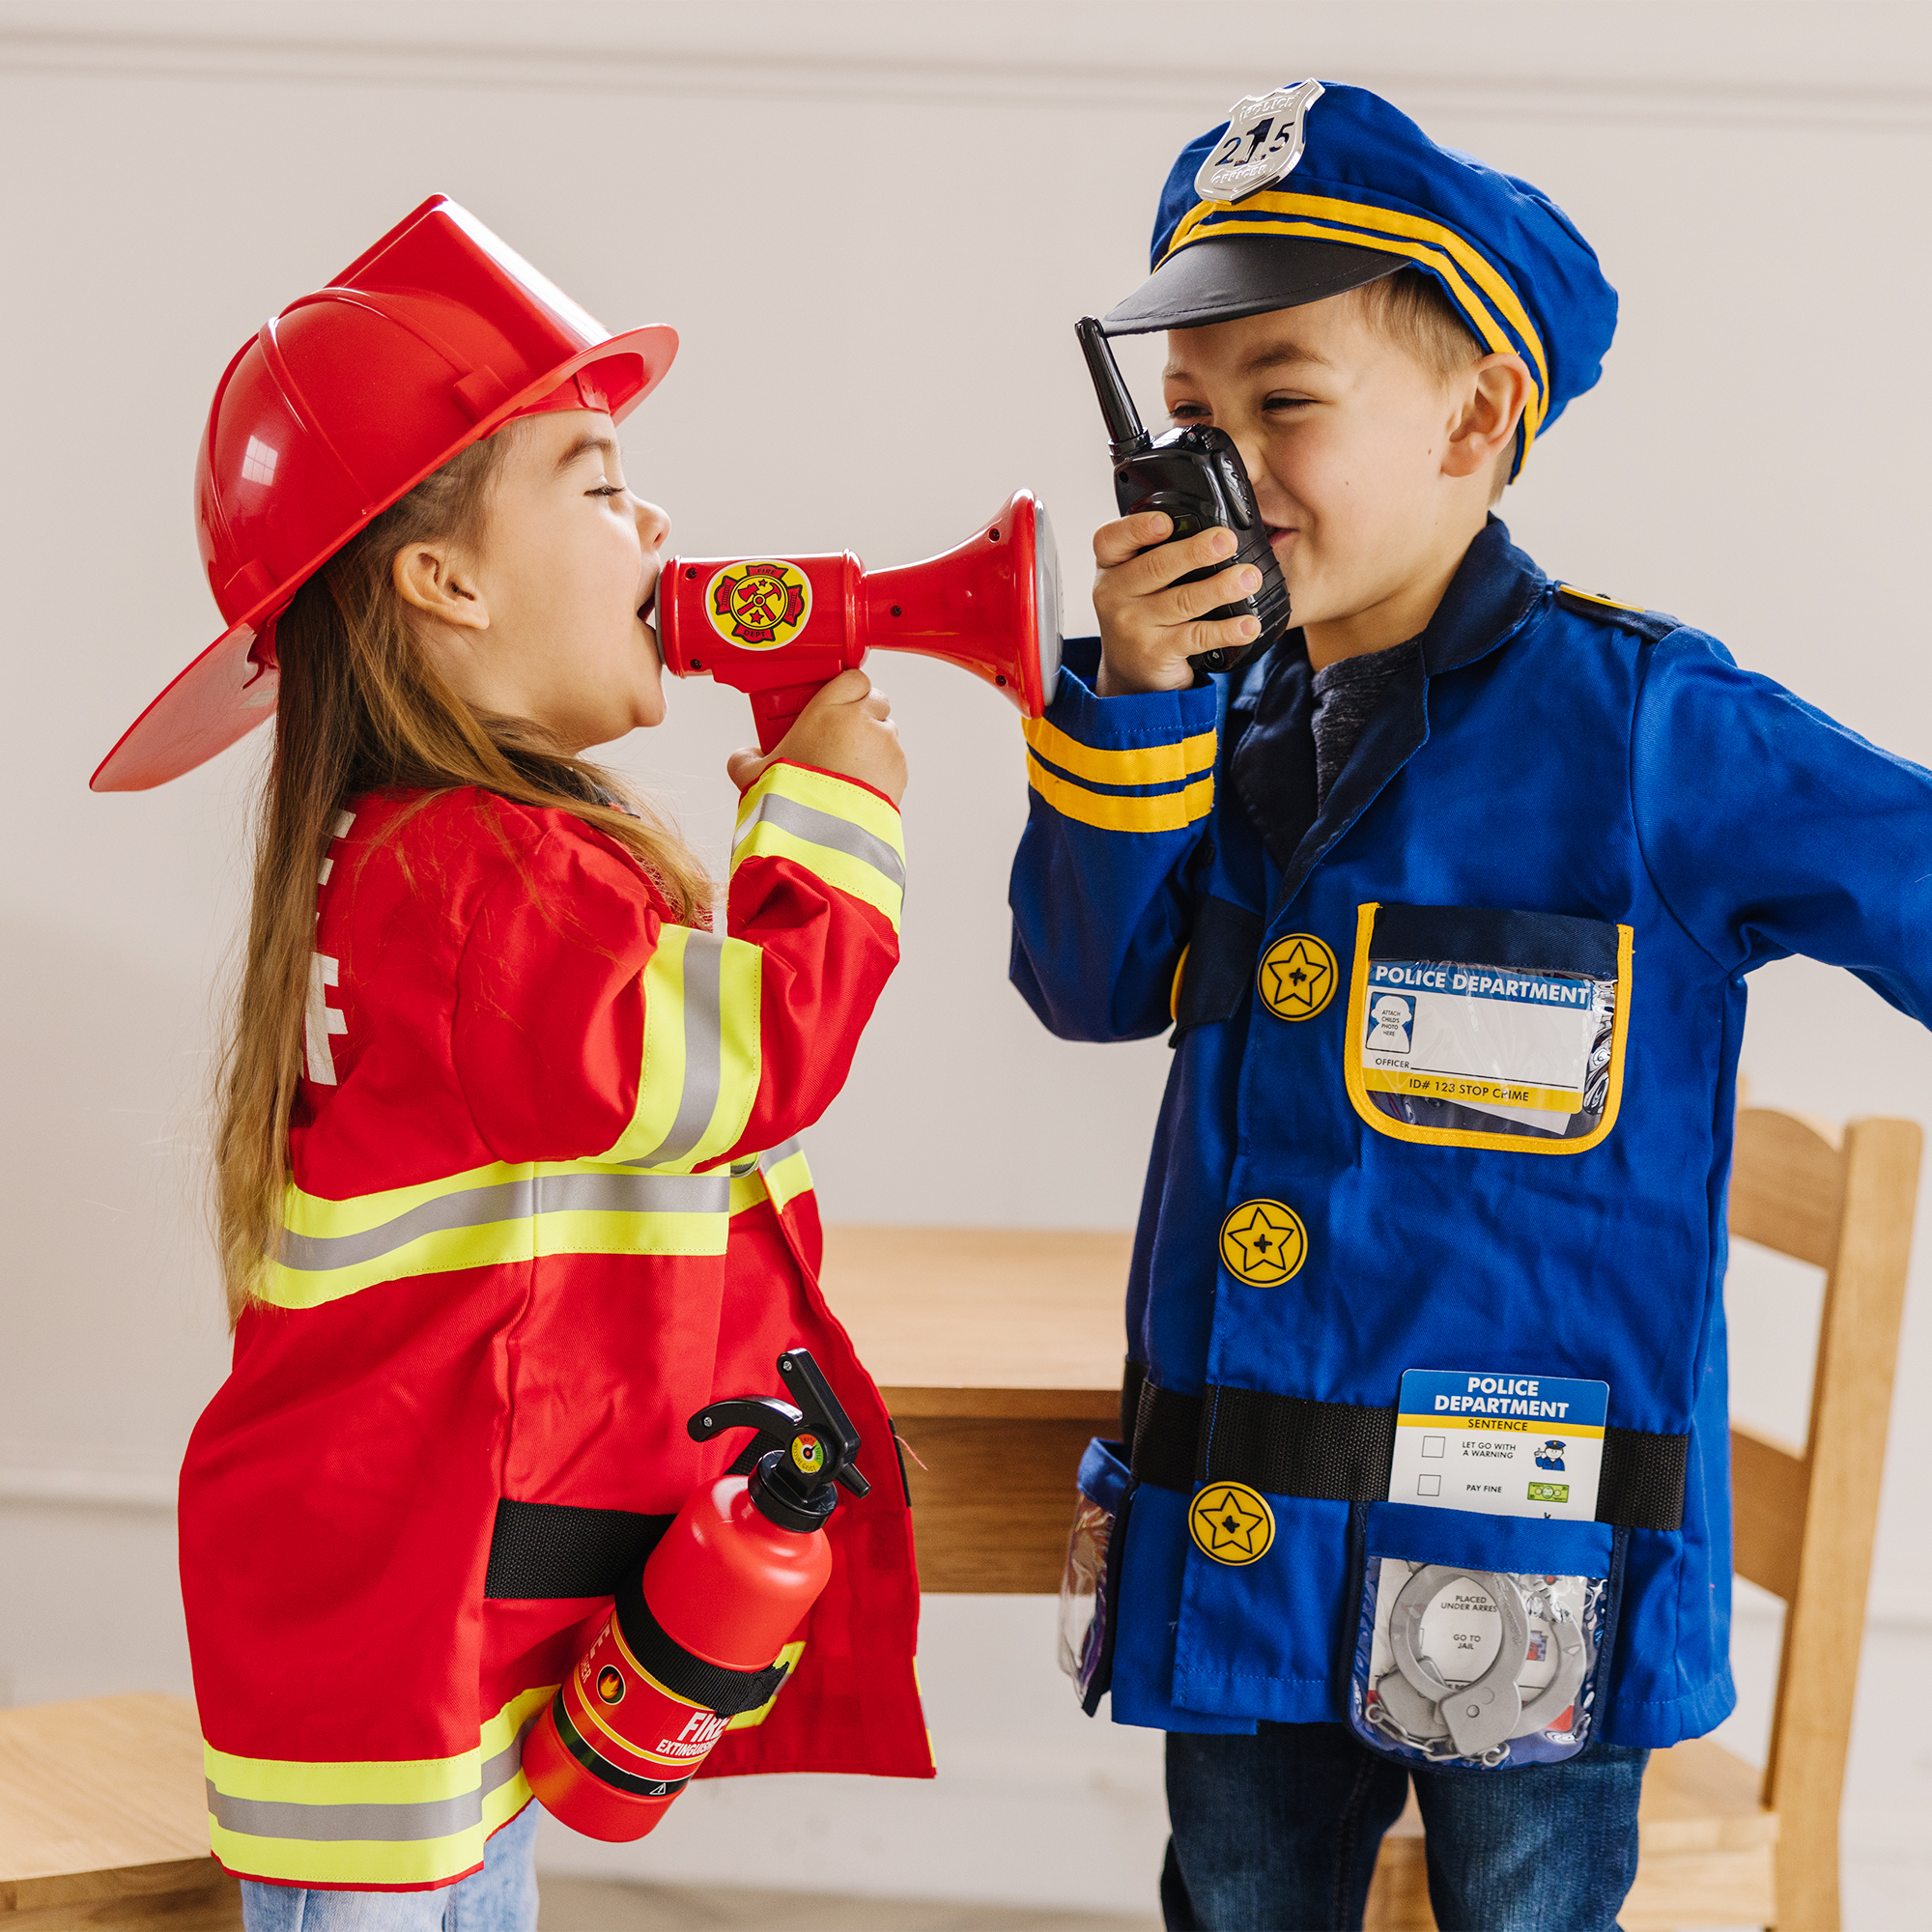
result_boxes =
[1195,79,1325,205]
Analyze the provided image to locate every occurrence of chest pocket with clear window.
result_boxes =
[1344,903,1632,1153]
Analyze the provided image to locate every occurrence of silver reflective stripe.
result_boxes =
[480,1710,542,1800]
[757,1138,802,1173]
[206,1777,480,1844]
[736,792,906,889]
[278,1172,729,1273]
[638,930,725,1166]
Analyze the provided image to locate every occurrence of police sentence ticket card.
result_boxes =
[1389,1370,1608,1520]
[1360,958,1610,1132]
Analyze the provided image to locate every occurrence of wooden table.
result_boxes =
[0,1693,239,1927]
[820,1225,1130,1592]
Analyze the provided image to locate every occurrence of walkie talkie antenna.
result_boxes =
[1077,317,1151,462]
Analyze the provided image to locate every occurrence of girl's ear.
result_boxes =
[392,542,491,632]
[1442,353,1532,481]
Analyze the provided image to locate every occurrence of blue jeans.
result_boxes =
[1162,1722,1648,1932]
[239,1802,539,1932]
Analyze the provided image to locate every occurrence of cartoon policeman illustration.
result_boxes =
[1535,1439,1568,1471]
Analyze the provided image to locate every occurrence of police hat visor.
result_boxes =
[1100,234,1405,336]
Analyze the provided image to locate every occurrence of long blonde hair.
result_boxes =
[213,425,709,1324]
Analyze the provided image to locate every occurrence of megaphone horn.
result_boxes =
[655,490,1063,754]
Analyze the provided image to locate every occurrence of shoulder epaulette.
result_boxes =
[1552,583,1682,642]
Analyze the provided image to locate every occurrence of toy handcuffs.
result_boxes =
[1373,1567,1589,1764]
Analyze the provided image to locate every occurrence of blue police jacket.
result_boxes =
[1009,519,1932,1746]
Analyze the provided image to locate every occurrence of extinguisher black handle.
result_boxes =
[686,1350,869,1527]
[775,1350,869,1499]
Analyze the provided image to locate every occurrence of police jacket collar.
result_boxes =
[1234,518,1548,919]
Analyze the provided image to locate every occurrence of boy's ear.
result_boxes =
[1443,354,1533,481]
[392,542,491,632]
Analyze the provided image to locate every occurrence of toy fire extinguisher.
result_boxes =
[522,1350,869,1841]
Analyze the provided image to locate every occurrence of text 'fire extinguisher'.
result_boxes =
[522,1350,869,1841]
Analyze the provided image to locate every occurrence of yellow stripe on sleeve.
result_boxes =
[731,762,906,933]
[1023,715,1217,788]
[1027,752,1213,833]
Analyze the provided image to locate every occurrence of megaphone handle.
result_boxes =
[750,681,827,755]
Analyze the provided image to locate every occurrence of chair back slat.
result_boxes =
[1728,1421,1806,1601]
[1727,1108,1843,1267]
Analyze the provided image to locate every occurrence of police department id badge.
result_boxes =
[1388,1370,1608,1520]
[1359,960,1607,1132]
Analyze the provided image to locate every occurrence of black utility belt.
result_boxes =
[1128,1378,1689,1533]
[483,1497,789,1717]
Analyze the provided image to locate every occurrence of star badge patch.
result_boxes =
[1219,1199,1308,1286]
[1257,932,1338,1021]
[1189,1481,1276,1565]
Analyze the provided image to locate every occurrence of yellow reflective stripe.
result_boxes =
[203,1689,549,1888]
[726,1639,807,1729]
[759,1142,812,1214]
[732,763,906,934]
[741,761,904,849]
[207,1820,481,1888]
[1164,191,1550,449]
[264,1161,731,1310]
[599,924,765,1171]
[1023,715,1216,788]
[480,1686,547,1835]
[727,1141,813,1216]
[1027,752,1213,833]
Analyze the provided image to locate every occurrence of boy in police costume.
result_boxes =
[1009,81,1932,1930]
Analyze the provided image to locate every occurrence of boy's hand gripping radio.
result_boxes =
[1076,316,1291,675]
[522,1350,868,1841]
[656,490,1063,753]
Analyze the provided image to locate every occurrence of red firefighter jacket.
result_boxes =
[179,761,929,1891]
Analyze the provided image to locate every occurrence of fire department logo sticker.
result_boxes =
[1219,1199,1307,1286]
[1189,1481,1275,1566]
[706,559,812,651]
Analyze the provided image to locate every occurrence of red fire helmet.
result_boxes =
[91,194,678,792]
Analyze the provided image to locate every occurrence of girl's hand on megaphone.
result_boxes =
[726,669,907,806]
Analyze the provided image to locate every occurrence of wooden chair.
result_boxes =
[1359,1107,1920,1931]
[826,1103,1920,1932]
[0,1691,240,1927]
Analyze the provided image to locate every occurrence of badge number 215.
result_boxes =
[1209,118,1293,172]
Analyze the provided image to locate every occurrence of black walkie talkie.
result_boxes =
[1077,316,1290,674]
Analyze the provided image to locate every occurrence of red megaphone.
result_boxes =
[655,489,1062,753]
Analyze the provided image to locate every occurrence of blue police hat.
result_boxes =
[1101,81,1617,475]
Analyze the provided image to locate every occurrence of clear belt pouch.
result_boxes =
[1059,1437,1130,1714]
[1348,1503,1618,1770]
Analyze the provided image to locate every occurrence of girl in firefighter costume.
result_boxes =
[90,197,931,1923]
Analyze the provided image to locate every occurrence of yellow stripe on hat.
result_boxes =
[1162,193,1549,454]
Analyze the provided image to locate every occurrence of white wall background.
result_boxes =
[3,3,1931,1921]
